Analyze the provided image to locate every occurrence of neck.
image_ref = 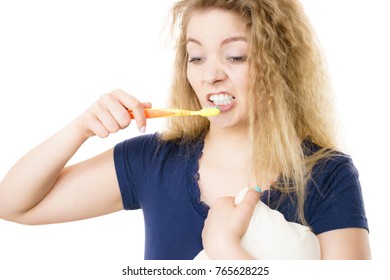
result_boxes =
[202,124,259,188]
[204,124,276,189]
[204,124,252,172]
[206,124,250,150]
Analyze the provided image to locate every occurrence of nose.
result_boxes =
[201,61,227,85]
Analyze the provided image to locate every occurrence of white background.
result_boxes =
[0,0,389,279]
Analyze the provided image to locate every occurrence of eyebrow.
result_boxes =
[186,36,247,46]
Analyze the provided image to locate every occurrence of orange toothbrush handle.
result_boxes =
[128,109,176,119]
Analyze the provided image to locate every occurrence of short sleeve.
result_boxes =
[306,155,369,235]
[113,133,159,210]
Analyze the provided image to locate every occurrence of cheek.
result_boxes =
[187,67,200,90]
[226,70,248,96]
[236,68,249,92]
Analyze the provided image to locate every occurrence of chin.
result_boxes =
[209,117,247,130]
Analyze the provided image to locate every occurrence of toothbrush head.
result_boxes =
[198,106,221,117]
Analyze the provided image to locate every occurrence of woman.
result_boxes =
[0,0,371,259]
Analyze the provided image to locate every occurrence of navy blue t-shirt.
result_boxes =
[114,133,368,260]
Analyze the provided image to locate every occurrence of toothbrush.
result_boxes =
[127,106,221,119]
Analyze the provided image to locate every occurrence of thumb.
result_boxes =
[237,187,261,216]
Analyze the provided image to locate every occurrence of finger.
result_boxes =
[99,93,132,129]
[238,188,260,216]
[127,103,152,119]
[96,107,121,134]
[87,115,110,138]
[113,90,149,132]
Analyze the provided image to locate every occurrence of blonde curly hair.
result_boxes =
[162,0,338,225]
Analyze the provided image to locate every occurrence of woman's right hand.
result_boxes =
[76,89,152,139]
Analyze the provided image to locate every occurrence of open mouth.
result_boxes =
[208,93,235,107]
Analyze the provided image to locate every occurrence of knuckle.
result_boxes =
[84,112,95,123]
[213,196,231,207]
[113,88,124,94]
[111,89,124,97]
[95,98,106,110]
[99,93,113,104]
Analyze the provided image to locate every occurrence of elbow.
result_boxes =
[0,197,41,226]
[0,215,42,226]
[0,208,41,226]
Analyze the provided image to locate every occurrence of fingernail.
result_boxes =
[140,126,146,133]
[252,186,261,193]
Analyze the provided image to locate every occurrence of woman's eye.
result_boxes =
[188,57,204,64]
[227,56,247,63]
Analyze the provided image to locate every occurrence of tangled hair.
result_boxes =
[162,0,338,225]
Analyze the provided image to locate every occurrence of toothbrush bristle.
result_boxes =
[201,106,221,116]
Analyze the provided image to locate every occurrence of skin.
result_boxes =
[0,8,371,259]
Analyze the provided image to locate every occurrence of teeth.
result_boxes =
[209,94,234,106]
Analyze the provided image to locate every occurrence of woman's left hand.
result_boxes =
[202,189,260,259]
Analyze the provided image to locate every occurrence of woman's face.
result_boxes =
[186,8,249,129]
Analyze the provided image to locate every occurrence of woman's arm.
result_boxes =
[0,89,149,225]
[317,228,371,259]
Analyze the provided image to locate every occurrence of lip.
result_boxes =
[207,92,236,113]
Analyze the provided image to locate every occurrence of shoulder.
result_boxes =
[304,146,368,234]
[113,133,167,176]
[302,139,359,189]
[309,149,359,196]
[114,133,172,159]
[115,132,160,152]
